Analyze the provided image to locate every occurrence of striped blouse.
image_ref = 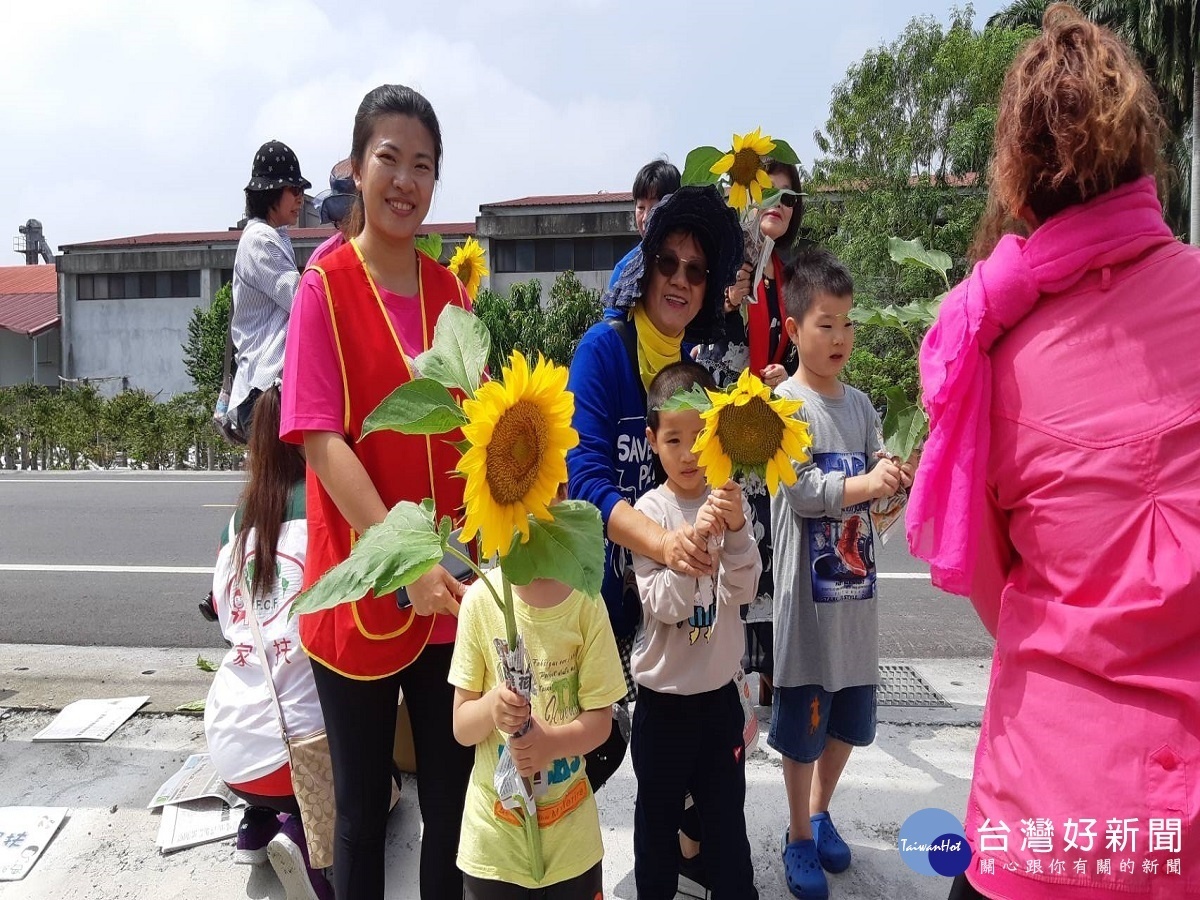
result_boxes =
[229,219,300,411]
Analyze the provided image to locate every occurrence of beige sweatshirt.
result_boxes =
[630,485,762,695]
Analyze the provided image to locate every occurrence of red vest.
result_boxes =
[298,239,469,679]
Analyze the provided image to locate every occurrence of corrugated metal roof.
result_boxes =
[62,221,476,251]
[485,192,633,208]
[0,292,58,336]
[0,265,56,294]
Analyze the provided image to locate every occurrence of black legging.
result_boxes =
[311,642,473,900]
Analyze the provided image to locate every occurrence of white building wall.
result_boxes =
[69,295,202,397]
[489,269,611,301]
[0,331,31,386]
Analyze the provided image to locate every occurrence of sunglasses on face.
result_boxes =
[654,252,708,286]
[778,191,801,209]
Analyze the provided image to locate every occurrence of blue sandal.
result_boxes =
[811,811,852,873]
[781,830,829,899]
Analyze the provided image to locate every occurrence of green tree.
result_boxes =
[989,0,1198,243]
[183,282,232,397]
[807,5,1033,407]
[473,272,602,375]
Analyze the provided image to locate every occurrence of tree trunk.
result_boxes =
[1191,66,1199,247]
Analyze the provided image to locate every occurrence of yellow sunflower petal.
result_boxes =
[771,449,800,488]
[731,132,745,153]
[749,179,764,205]
[728,182,749,211]
[755,169,773,189]
[748,133,777,156]
[710,153,735,176]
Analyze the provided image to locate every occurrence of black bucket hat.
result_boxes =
[245,140,311,192]
[603,184,744,343]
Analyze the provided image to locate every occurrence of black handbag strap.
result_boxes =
[607,316,645,404]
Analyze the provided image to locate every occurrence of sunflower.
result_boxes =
[448,237,490,301]
[710,128,777,212]
[693,369,812,493]
[457,350,579,558]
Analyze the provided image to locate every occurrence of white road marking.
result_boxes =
[202,504,238,508]
[0,564,213,574]
[877,573,931,580]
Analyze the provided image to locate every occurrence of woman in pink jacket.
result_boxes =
[907,6,1200,899]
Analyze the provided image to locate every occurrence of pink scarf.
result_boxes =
[906,176,1175,596]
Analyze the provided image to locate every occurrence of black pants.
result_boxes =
[632,683,757,900]
[463,860,604,899]
[311,643,473,900]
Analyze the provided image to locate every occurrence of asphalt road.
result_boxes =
[0,470,992,656]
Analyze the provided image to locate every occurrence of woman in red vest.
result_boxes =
[280,84,473,900]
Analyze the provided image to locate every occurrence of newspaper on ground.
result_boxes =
[155,798,238,854]
[31,696,148,742]
[0,807,67,881]
[148,754,244,810]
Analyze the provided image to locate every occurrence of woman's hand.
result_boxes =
[405,564,466,617]
[660,524,713,577]
[760,364,787,388]
[724,263,753,312]
[490,685,530,735]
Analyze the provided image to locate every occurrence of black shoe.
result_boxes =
[678,848,710,899]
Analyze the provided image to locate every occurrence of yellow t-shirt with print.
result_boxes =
[448,569,627,889]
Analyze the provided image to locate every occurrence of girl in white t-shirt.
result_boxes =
[203,385,331,900]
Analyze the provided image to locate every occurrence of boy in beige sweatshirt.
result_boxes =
[630,360,762,900]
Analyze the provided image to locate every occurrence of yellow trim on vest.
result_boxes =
[303,635,432,681]
[312,264,353,435]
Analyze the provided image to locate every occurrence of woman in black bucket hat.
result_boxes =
[227,140,311,441]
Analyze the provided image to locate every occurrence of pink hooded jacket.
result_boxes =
[914,178,1200,898]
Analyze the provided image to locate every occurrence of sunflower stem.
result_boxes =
[444,545,504,612]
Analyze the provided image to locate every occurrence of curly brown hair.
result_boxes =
[972,3,1167,259]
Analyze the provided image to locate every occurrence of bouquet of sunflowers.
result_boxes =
[291,304,601,880]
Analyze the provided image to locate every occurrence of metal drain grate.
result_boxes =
[877,663,951,708]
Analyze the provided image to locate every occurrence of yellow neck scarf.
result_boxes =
[632,303,683,393]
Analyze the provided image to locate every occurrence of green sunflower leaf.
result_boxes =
[362,378,468,437]
[658,385,714,414]
[415,233,443,262]
[195,655,218,673]
[176,700,206,713]
[682,146,725,186]
[888,237,952,286]
[881,386,928,462]
[768,139,800,165]
[499,501,605,596]
[416,305,491,395]
[291,500,444,618]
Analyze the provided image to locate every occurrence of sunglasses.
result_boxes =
[778,191,802,209]
[654,252,708,286]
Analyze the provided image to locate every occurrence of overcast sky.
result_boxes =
[4,0,1009,253]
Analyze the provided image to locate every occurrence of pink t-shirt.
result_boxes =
[281,268,424,442]
[281,266,456,644]
[306,232,346,268]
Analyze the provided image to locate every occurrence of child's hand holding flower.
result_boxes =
[491,685,530,735]
[508,717,556,779]
[709,480,747,532]
[694,500,725,540]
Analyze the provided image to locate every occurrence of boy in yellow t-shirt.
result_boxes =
[449,558,627,898]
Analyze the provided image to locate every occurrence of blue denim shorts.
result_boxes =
[768,683,877,763]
